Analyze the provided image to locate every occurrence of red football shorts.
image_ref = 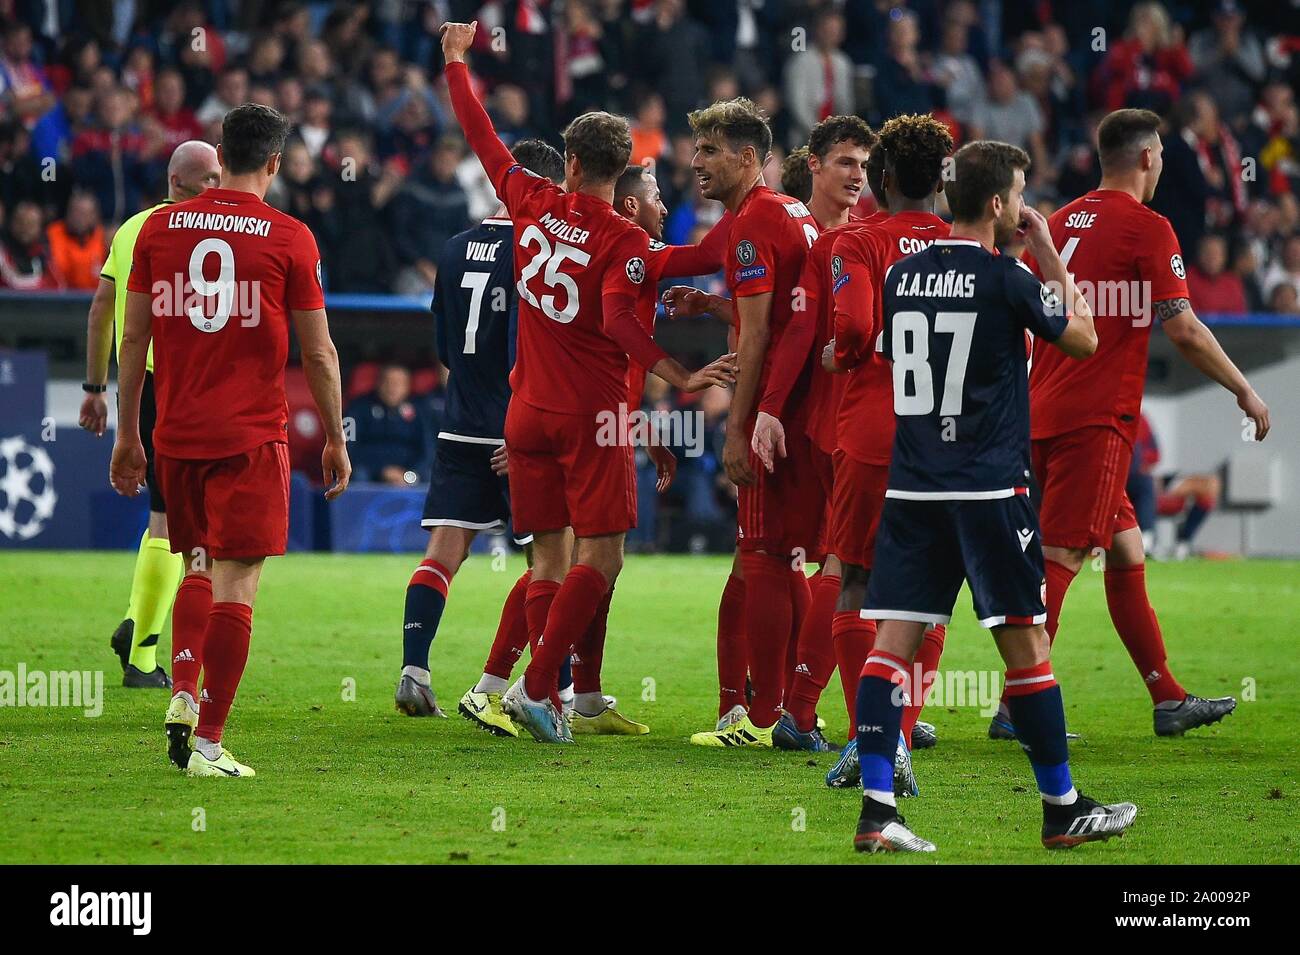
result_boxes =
[737,422,824,559]
[830,449,890,569]
[1032,425,1139,551]
[505,397,636,538]
[157,440,290,561]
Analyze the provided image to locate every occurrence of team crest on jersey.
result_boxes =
[831,255,842,279]
[1170,253,1186,280]
[736,240,757,266]
[315,259,322,287]
[626,257,646,284]
[648,239,666,252]
[1039,282,1063,314]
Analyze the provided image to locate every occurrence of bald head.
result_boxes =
[168,140,221,200]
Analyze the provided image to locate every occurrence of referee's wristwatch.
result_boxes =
[82,382,108,394]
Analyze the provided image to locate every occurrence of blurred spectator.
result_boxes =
[1187,0,1266,128]
[0,21,56,124]
[312,129,399,293]
[0,119,44,212]
[268,138,318,221]
[783,8,853,149]
[633,0,711,135]
[345,364,433,485]
[391,135,472,297]
[1154,91,1246,254]
[1128,413,1222,561]
[31,83,94,166]
[1186,234,1246,315]
[1269,282,1298,314]
[0,200,62,289]
[71,87,150,224]
[298,90,333,159]
[45,190,105,290]
[629,92,669,166]
[145,68,204,157]
[1260,234,1300,308]
[1241,82,1299,200]
[932,18,985,132]
[872,8,943,123]
[971,61,1050,186]
[196,66,249,126]
[1093,2,1192,114]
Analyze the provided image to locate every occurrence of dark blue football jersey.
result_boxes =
[881,237,1069,498]
[431,218,518,439]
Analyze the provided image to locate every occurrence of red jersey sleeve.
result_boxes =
[730,215,778,298]
[831,232,876,369]
[658,212,732,279]
[602,229,666,371]
[285,223,326,311]
[1136,215,1190,306]
[444,61,546,216]
[758,250,820,417]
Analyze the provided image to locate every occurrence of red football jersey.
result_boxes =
[727,185,819,424]
[446,63,653,416]
[1028,189,1189,443]
[127,187,324,459]
[831,210,949,466]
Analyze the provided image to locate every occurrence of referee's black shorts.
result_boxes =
[137,371,165,513]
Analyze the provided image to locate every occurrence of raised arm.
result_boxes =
[441,22,518,190]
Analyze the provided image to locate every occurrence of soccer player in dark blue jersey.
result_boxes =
[851,141,1136,853]
[395,139,565,722]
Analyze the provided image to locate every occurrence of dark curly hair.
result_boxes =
[807,115,876,160]
[876,113,954,200]
[780,147,812,202]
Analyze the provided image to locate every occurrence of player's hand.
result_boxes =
[439,20,477,63]
[1238,389,1270,441]
[662,286,720,319]
[751,411,786,474]
[723,432,755,487]
[490,444,509,475]
[109,439,147,497]
[1017,205,1053,256]
[682,352,738,392]
[322,439,352,501]
[648,443,676,493]
[79,393,108,436]
[822,339,844,374]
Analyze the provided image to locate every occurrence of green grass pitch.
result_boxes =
[1,551,1295,864]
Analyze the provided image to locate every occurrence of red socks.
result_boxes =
[170,574,212,700]
[573,583,614,695]
[523,565,609,701]
[786,572,840,732]
[484,569,533,680]
[716,572,747,717]
[523,577,561,656]
[739,552,794,728]
[832,611,875,730]
[1105,564,1185,704]
[1044,557,1076,643]
[195,601,253,743]
[900,625,945,747]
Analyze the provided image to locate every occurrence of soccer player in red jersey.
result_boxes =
[992,108,1271,740]
[682,98,821,748]
[440,22,734,743]
[110,104,351,777]
[821,114,954,790]
[747,116,876,751]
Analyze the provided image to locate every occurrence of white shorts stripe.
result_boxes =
[437,432,505,445]
[862,609,953,626]
[421,518,503,531]
[978,612,1048,629]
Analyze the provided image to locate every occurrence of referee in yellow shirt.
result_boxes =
[79,140,221,687]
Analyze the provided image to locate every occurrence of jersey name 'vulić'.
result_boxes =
[881,238,1068,498]
[431,218,517,440]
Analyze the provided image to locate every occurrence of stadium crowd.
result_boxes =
[1,0,1297,548]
